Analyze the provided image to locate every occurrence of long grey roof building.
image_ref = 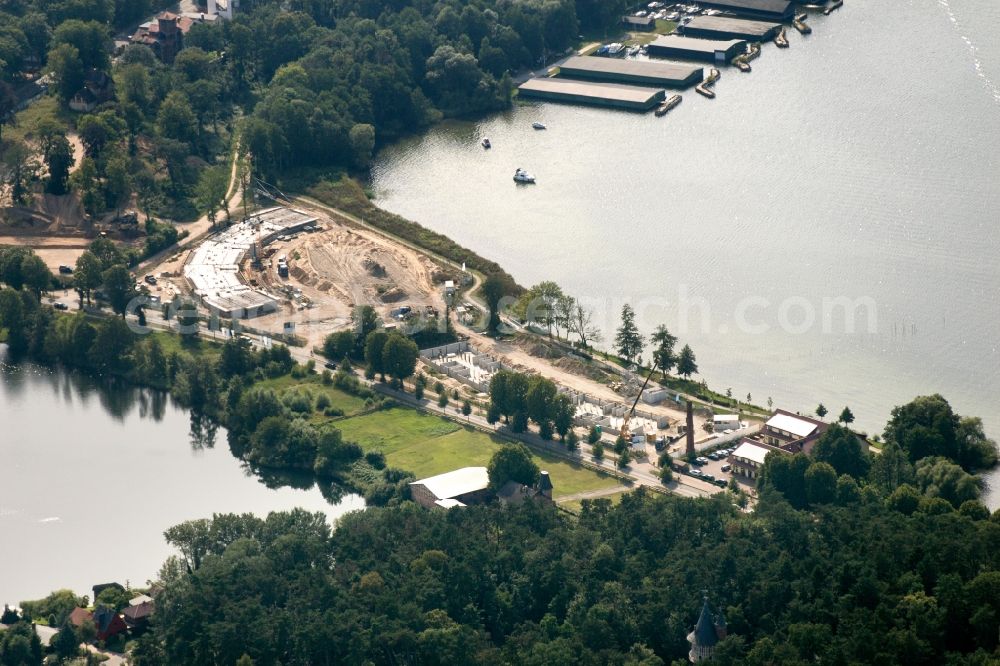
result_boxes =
[697,0,794,21]
[558,56,703,89]
[680,15,783,41]
[646,35,748,64]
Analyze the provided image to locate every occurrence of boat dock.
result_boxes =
[679,15,783,42]
[696,68,721,98]
[646,35,748,64]
[517,78,666,111]
[558,56,704,89]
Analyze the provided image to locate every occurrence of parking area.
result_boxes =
[680,446,756,495]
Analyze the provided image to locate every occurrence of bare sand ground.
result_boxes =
[248,207,449,349]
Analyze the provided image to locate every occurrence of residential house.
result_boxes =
[69,70,114,113]
[69,606,128,642]
[757,409,829,454]
[132,12,218,63]
[496,471,554,506]
[122,600,154,630]
[728,441,771,479]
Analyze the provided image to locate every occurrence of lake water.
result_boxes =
[0,353,364,606]
[371,0,1000,503]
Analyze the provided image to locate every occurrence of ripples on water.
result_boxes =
[371,0,1000,504]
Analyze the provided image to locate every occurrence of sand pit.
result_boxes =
[246,209,449,349]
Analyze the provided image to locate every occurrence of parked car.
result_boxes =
[144,275,158,285]
[703,473,716,482]
[721,463,732,473]
[714,478,728,488]
[53,302,68,310]
[58,265,73,275]
[695,456,710,465]
[688,468,703,477]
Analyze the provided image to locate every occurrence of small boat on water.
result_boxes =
[654,94,682,117]
[482,138,491,149]
[513,168,536,184]
[532,122,546,130]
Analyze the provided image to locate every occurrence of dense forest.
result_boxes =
[0,0,628,223]
[114,470,1000,665]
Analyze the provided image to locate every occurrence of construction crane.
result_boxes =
[619,366,657,443]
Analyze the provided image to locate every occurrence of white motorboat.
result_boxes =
[513,168,536,184]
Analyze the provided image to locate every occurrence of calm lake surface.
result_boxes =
[371,0,1000,503]
[0,353,364,606]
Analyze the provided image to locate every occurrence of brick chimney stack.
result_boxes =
[686,400,695,458]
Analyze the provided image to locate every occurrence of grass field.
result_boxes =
[7,96,72,144]
[257,374,369,418]
[335,407,621,499]
[559,488,633,514]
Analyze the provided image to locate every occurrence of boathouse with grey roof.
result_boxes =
[558,56,704,89]
[679,15,783,41]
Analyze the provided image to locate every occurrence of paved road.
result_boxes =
[41,292,718,500]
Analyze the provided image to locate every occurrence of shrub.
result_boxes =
[316,393,332,410]
[365,451,386,469]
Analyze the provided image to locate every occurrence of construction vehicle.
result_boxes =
[618,366,657,442]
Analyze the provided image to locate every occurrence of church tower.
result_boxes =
[687,594,727,663]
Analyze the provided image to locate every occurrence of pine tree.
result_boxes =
[839,406,855,424]
[816,403,828,419]
[651,324,677,376]
[677,345,698,378]
[614,304,644,364]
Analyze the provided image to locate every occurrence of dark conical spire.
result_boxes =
[694,594,719,648]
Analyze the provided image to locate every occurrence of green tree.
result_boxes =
[352,305,379,353]
[382,333,419,384]
[487,443,539,490]
[461,399,472,418]
[815,403,828,419]
[812,423,870,479]
[157,91,198,144]
[323,330,354,361]
[70,157,102,216]
[650,324,677,376]
[518,281,563,337]
[20,253,51,298]
[676,344,698,379]
[481,273,508,336]
[43,134,74,195]
[348,123,376,169]
[51,621,80,661]
[195,165,229,228]
[90,317,134,373]
[838,406,855,424]
[52,19,109,71]
[102,264,134,317]
[883,394,960,465]
[364,329,390,380]
[614,304,643,364]
[46,42,84,103]
[914,456,980,508]
[804,462,837,505]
